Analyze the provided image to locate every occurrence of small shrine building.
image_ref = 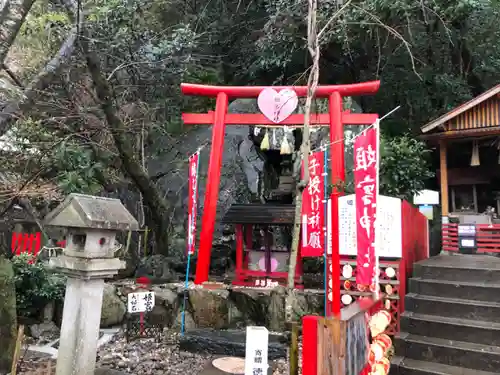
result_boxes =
[421,84,500,252]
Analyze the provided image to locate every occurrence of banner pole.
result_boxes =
[181,150,201,336]
[323,147,329,316]
[373,119,381,299]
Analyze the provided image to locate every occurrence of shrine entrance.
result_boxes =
[181,82,380,315]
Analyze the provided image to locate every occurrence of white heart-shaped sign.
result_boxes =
[257,88,298,123]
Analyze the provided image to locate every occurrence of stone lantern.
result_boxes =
[45,194,139,375]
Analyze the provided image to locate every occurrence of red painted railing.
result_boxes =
[11,232,42,258]
[443,223,500,253]
[11,232,66,262]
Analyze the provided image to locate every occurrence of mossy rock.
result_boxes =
[0,256,17,373]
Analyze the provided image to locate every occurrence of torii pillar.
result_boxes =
[181,82,380,316]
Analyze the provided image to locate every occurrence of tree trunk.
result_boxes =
[81,36,171,256]
[0,0,36,65]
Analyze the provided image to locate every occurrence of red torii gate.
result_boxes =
[181,81,380,315]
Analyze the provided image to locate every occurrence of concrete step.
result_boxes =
[413,255,500,283]
[408,278,500,302]
[390,356,500,375]
[394,333,500,372]
[405,293,500,323]
[400,312,500,346]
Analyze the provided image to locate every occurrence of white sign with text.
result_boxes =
[127,291,155,313]
[338,194,402,258]
[245,326,269,375]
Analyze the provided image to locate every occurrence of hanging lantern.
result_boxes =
[470,140,480,166]
[260,129,270,150]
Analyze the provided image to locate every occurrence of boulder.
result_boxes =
[136,255,177,283]
[100,284,126,327]
[0,256,16,373]
[189,288,231,329]
[29,321,59,340]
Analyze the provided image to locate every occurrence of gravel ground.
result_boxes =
[16,329,300,375]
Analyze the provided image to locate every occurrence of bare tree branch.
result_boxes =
[0,26,78,135]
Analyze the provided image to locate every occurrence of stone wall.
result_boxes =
[101,282,324,332]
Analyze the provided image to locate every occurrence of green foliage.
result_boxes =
[344,126,434,200]
[11,255,66,318]
[379,135,435,201]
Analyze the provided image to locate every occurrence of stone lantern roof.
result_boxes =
[44,193,139,231]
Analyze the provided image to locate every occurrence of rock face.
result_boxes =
[101,284,127,328]
[0,256,17,373]
[108,281,324,332]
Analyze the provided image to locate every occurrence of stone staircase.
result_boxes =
[391,254,500,375]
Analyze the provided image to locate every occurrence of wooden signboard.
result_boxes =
[316,301,374,375]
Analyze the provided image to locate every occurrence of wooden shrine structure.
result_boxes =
[421,84,500,253]
[221,203,303,288]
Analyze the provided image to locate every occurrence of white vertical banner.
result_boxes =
[245,326,269,375]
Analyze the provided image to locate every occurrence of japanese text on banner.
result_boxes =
[353,127,378,285]
[301,152,325,257]
[187,152,199,255]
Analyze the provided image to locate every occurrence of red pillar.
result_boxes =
[235,224,244,283]
[328,92,343,316]
[301,315,319,375]
[194,92,228,284]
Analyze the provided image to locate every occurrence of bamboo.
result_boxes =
[11,325,25,375]
[143,226,149,256]
[289,322,300,375]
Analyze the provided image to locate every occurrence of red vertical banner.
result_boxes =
[354,126,379,286]
[301,151,325,257]
[187,152,200,255]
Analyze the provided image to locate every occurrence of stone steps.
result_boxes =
[401,312,500,346]
[393,255,500,375]
[413,255,500,283]
[391,357,499,375]
[395,333,500,372]
[404,293,500,323]
[408,277,500,303]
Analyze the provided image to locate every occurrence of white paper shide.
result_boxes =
[245,326,269,375]
[127,291,155,313]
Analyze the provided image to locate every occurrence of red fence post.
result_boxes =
[328,92,343,317]
[195,92,229,284]
[302,315,319,375]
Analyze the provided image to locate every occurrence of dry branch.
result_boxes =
[0,26,79,135]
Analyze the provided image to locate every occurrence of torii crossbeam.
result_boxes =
[181,81,380,316]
